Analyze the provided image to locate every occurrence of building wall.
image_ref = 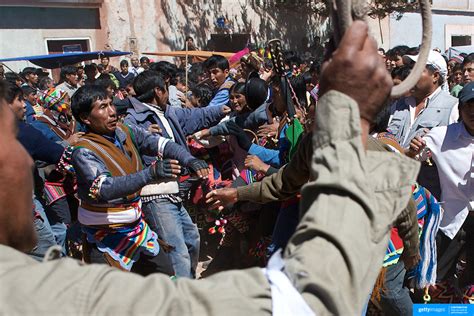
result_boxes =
[432,0,474,10]
[1,0,331,71]
[99,0,329,63]
[389,11,474,51]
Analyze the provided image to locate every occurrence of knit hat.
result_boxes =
[40,87,69,113]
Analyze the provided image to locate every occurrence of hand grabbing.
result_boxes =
[151,159,181,180]
[244,155,270,173]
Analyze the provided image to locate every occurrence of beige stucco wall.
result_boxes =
[0,0,408,72]
[100,0,329,66]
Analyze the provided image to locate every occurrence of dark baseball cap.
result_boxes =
[458,82,474,105]
[35,68,49,77]
[21,67,37,76]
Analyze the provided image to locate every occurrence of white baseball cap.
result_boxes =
[403,50,448,80]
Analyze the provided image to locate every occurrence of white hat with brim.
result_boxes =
[403,50,448,80]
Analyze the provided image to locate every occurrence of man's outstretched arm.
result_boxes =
[282,22,420,315]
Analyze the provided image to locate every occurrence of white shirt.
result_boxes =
[422,122,474,239]
[128,66,144,76]
[144,103,175,142]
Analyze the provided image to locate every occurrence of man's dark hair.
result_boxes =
[0,80,6,101]
[463,53,474,66]
[387,45,410,59]
[21,85,36,97]
[84,63,98,73]
[60,65,78,82]
[4,82,23,104]
[38,77,54,90]
[290,74,310,109]
[133,70,166,103]
[149,61,177,82]
[189,62,205,83]
[71,85,108,123]
[94,74,116,90]
[191,83,213,107]
[120,60,129,67]
[371,103,392,134]
[391,65,411,81]
[140,56,150,64]
[245,77,268,110]
[4,72,22,86]
[378,48,386,55]
[101,56,110,61]
[203,55,229,71]
[452,63,463,74]
[407,46,419,56]
[21,67,36,79]
[174,69,187,86]
[185,36,193,42]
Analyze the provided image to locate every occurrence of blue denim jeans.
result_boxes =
[44,197,68,255]
[29,198,57,261]
[142,199,200,278]
[379,260,413,316]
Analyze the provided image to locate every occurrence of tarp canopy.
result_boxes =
[447,46,474,61]
[0,50,131,69]
[143,50,235,58]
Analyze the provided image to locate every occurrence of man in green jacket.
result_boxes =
[0,21,419,315]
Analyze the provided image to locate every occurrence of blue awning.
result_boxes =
[0,50,131,69]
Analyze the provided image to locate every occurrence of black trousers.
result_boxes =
[89,243,175,277]
[436,213,473,286]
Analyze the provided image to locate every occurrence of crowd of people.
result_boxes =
[0,24,473,314]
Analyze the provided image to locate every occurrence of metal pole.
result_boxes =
[185,41,189,107]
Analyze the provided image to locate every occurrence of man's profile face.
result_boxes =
[411,67,437,99]
[208,67,228,88]
[81,97,117,136]
[463,62,474,84]
[66,73,79,86]
[8,95,26,120]
[26,73,38,84]
[0,103,36,251]
[26,92,38,105]
[155,87,169,108]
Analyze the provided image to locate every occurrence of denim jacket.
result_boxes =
[124,98,224,166]
[72,124,194,205]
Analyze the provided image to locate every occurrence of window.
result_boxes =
[46,39,91,81]
[451,35,472,47]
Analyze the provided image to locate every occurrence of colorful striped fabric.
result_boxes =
[383,184,439,269]
[43,182,66,205]
[83,218,159,271]
[412,185,442,289]
[239,168,265,185]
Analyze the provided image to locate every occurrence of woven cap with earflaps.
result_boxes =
[40,87,69,113]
